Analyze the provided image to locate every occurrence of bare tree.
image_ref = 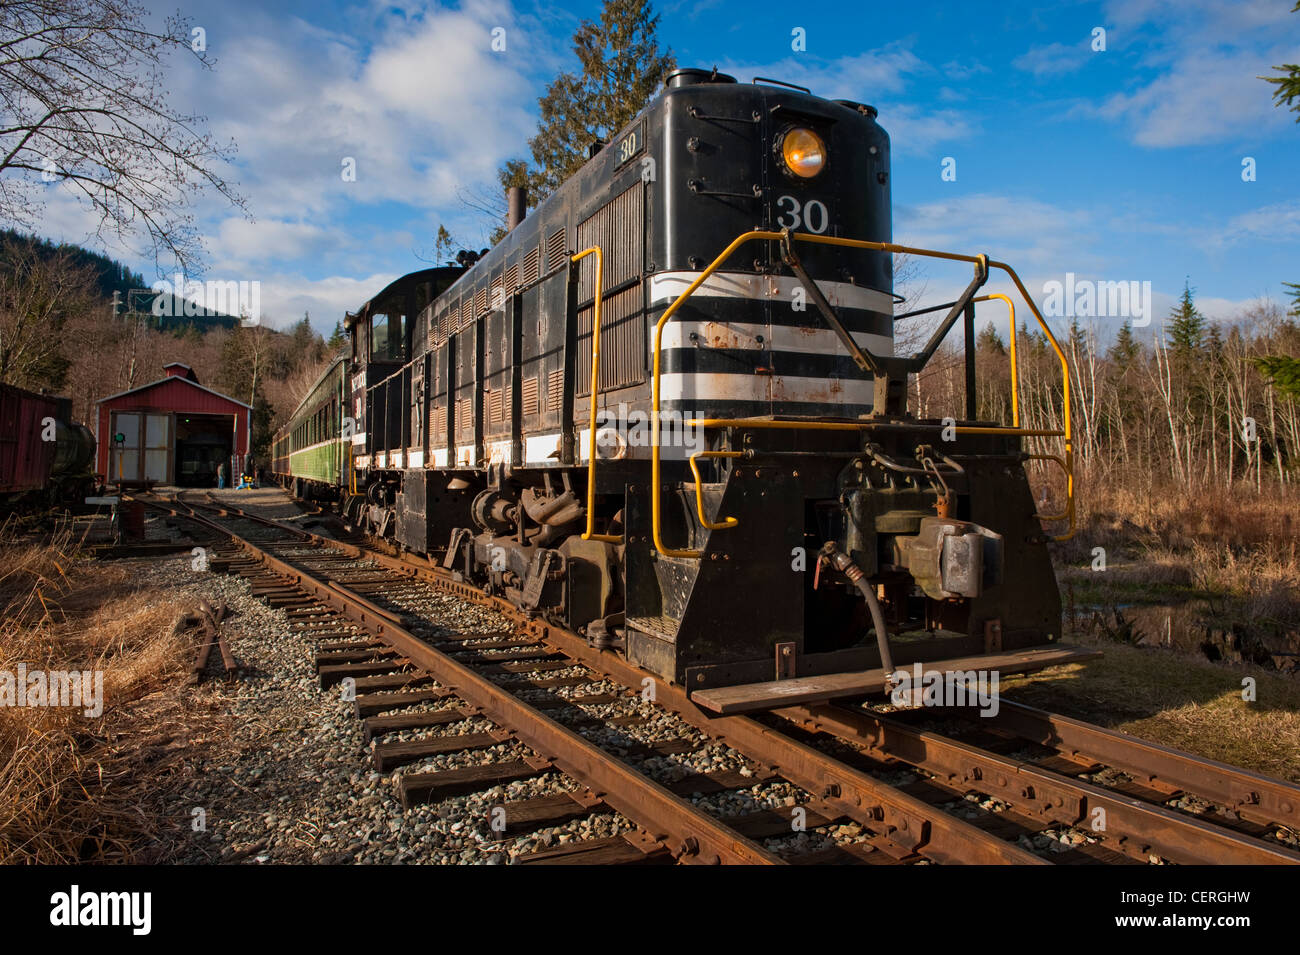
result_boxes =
[0,0,246,272]
[0,235,97,388]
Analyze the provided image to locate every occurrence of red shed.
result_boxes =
[96,363,252,487]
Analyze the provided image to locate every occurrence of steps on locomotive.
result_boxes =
[689,644,1101,715]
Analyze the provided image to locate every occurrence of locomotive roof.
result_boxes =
[343,267,458,331]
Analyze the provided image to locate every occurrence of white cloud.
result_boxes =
[1222,200,1300,244]
[1099,46,1296,147]
[1013,41,1093,77]
[1086,0,1300,147]
[255,272,401,331]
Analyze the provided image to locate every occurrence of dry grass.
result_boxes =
[1001,635,1300,783]
[0,520,210,863]
[1054,479,1300,631]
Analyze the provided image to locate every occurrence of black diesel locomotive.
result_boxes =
[277,69,1077,705]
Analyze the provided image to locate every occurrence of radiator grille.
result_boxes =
[577,183,643,299]
[505,264,519,293]
[475,287,488,317]
[576,285,644,395]
[574,183,645,396]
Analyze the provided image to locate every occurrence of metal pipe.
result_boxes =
[688,450,742,530]
[506,186,527,232]
[974,294,1018,428]
[821,543,895,682]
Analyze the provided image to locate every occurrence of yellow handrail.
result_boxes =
[974,293,1018,427]
[572,246,620,543]
[650,229,1075,558]
[689,450,742,530]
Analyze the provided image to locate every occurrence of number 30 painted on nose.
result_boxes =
[776,195,829,234]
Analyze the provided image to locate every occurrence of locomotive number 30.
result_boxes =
[776,195,829,234]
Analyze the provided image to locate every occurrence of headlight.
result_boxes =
[779,127,826,178]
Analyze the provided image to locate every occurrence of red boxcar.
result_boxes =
[0,383,59,494]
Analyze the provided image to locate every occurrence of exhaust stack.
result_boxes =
[506,186,527,232]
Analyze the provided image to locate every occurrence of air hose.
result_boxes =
[820,542,896,681]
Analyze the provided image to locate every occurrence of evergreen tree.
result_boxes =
[327,321,346,352]
[1284,281,1300,318]
[1166,281,1206,356]
[1108,320,1140,366]
[1262,3,1300,120]
[976,321,1005,355]
[499,0,675,207]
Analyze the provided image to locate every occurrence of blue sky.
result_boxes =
[37,0,1300,334]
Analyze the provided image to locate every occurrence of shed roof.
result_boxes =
[97,373,253,410]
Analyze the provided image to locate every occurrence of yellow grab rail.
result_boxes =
[572,246,620,543]
[651,229,1075,558]
[689,450,743,530]
[974,293,1018,428]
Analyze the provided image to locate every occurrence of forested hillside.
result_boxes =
[0,231,345,462]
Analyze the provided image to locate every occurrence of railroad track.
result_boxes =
[136,490,1300,866]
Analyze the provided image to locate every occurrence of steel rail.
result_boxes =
[177,495,1047,864]
[145,495,782,866]
[968,699,1300,833]
[163,494,1300,865]
[774,702,1300,866]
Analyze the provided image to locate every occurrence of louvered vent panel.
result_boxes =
[505,264,519,293]
[456,398,473,439]
[546,229,567,272]
[522,246,541,287]
[547,369,564,414]
[475,287,488,317]
[522,376,539,417]
[576,284,645,396]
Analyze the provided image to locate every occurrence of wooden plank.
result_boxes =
[497,793,604,835]
[691,645,1103,715]
[443,637,539,652]
[374,732,500,772]
[519,676,592,690]
[666,770,778,796]
[363,708,470,743]
[319,659,409,688]
[314,647,398,667]
[351,671,434,693]
[318,638,385,652]
[728,807,837,839]
[494,659,574,674]
[514,835,669,866]
[458,648,558,665]
[399,760,547,808]
[354,688,450,718]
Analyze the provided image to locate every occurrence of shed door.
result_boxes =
[144,413,170,482]
[109,412,171,482]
